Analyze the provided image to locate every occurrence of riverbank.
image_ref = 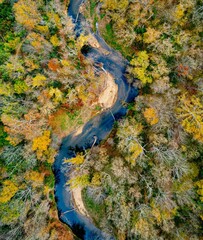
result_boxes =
[71,187,90,217]
[73,70,118,138]
[98,72,118,109]
[72,71,118,216]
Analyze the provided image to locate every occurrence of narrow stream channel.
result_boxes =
[53,1,138,239]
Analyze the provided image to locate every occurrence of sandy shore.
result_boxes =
[87,34,100,48]
[71,186,90,217]
[73,125,84,137]
[98,72,118,109]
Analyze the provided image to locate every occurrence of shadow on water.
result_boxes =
[53,0,138,239]
[72,223,85,239]
[81,44,92,55]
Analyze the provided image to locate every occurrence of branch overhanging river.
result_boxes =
[53,0,138,239]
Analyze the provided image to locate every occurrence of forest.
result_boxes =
[0,0,202,240]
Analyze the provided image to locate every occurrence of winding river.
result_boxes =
[53,0,138,239]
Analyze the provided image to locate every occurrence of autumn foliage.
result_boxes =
[177,94,203,143]
[48,58,60,71]
[13,0,41,30]
[0,0,202,239]
[0,180,18,203]
[32,131,51,159]
[143,108,159,125]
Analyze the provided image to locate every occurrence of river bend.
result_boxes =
[53,1,138,239]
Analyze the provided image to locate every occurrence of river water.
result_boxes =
[53,0,138,239]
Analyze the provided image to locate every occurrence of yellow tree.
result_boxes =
[128,141,143,162]
[67,175,90,189]
[176,94,203,143]
[47,12,62,29]
[0,180,18,203]
[24,58,39,72]
[64,154,85,165]
[49,87,63,103]
[32,130,51,159]
[50,35,60,47]
[174,4,185,20]
[27,32,51,53]
[117,118,144,165]
[5,57,25,78]
[4,36,21,51]
[32,74,47,87]
[91,172,101,186]
[130,51,153,85]
[196,180,203,202]
[76,34,89,51]
[100,0,117,10]
[13,0,41,30]
[0,82,13,96]
[25,171,44,187]
[36,25,49,36]
[143,107,159,125]
[14,80,28,94]
[100,0,128,11]
[143,28,161,44]
[134,218,152,239]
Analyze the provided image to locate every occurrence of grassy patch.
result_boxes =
[102,22,133,58]
[82,188,105,226]
[44,174,55,188]
[103,23,122,51]
[90,0,97,17]
[0,125,9,147]
[95,105,102,111]
[93,15,98,32]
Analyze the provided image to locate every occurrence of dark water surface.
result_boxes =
[53,1,138,239]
